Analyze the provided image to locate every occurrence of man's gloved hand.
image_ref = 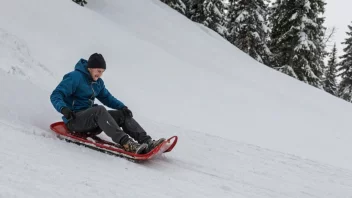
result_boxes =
[121,106,133,118]
[61,107,76,120]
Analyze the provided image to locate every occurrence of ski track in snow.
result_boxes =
[1,121,352,198]
[0,28,57,92]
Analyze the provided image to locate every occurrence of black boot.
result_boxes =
[122,139,148,154]
[144,138,166,153]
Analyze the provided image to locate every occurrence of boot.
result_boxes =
[122,139,148,154]
[144,138,166,153]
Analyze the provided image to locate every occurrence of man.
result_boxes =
[50,53,165,154]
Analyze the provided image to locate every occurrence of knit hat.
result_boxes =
[87,53,106,69]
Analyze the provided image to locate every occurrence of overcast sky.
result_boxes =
[324,0,352,58]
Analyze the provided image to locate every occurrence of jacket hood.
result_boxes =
[75,59,90,75]
[75,58,96,81]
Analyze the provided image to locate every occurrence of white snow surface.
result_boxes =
[1,0,352,197]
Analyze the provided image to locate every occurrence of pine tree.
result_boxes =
[226,0,272,66]
[337,23,352,101]
[204,0,226,36]
[161,0,188,15]
[270,0,327,89]
[323,43,338,95]
[72,0,87,6]
[225,0,237,44]
[188,0,226,36]
[187,0,206,23]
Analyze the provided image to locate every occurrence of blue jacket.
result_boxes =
[50,59,125,123]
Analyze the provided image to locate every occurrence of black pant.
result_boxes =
[66,105,151,145]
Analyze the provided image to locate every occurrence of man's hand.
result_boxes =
[121,106,133,118]
[61,107,76,120]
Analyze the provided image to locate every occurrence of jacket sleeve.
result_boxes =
[96,82,125,110]
[50,72,80,113]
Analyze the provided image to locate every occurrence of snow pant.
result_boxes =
[65,105,151,145]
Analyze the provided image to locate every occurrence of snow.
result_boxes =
[256,10,264,22]
[177,0,186,11]
[262,23,270,33]
[2,119,352,198]
[290,13,298,21]
[236,10,249,22]
[0,28,57,91]
[302,16,318,27]
[1,0,352,197]
[264,45,272,55]
[213,4,222,17]
[277,65,299,79]
[304,0,311,11]
[295,31,317,51]
[253,32,261,39]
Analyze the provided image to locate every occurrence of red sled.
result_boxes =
[50,121,177,162]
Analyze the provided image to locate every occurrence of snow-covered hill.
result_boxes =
[1,0,352,197]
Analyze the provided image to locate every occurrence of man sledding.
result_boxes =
[50,53,165,154]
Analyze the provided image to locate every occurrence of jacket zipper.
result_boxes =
[90,82,96,107]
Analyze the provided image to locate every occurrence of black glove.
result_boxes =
[61,107,76,120]
[121,106,133,118]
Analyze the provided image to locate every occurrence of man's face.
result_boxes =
[88,68,105,81]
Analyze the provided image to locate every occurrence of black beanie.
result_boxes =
[87,53,106,69]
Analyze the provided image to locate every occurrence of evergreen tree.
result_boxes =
[72,0,87,6]
[225,0,237,44]
[226,0,272,66]
[187,0,206,23]
[161,0,188,15]
[270,0,327,89]
[188,0,226,36]
[337,23,352,101]
[206,0,226,35]
[323,43,338,95]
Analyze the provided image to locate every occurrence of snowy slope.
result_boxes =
[1,0,352,197]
